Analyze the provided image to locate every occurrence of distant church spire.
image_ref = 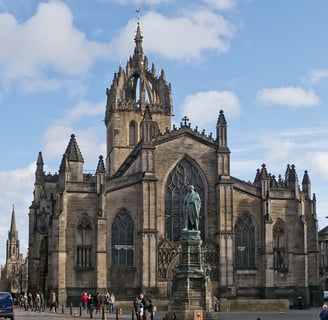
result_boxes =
[9,205,18,240]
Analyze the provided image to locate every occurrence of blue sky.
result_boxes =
[0,0,328,266]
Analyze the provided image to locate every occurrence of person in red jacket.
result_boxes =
[81,293,88,310]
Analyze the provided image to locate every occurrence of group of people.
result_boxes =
[21,292,44,312]
[18,291,56,312]
[81,291,115,314]
[133,293,156,320]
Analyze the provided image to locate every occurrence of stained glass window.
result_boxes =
[76,216,92,269]
[273,219,287,271]
[112,209,134,266]
[235,213,256,269]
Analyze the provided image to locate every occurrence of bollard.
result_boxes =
[74,309,78,318]
[132,307,135,320]
[116,306,119,320]
[173,311,177,320]
[62,302,64,314]
[80,303,82,316]
[90,305,93,318]
[102,306,107,320]
[70,303,73,316]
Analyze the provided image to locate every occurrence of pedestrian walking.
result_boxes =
[50,292,57,312]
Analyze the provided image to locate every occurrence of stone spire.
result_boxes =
[8,205,18,240]
[59,134,84,182]
[302,170,311,199]
[133,19,144,63]
[96,155,106,174]
[216,110,230,178]
[216,110,227,147]
[35,151,44,185]
[64,134,84,163]
[59,153,70,174]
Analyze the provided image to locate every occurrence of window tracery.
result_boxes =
[273,219,287,271]
[234,213,256,269]
[76,216,92,269]
[111,209,134,267]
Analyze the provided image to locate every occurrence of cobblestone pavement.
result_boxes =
[13,307,323,320]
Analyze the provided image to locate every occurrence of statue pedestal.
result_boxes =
[165,230,219,320]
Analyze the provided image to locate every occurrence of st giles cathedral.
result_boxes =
[28,21,319,306]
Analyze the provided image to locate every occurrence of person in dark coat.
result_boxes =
[320,304,328,320]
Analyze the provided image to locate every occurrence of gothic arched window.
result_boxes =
[273,219,287,271]
[165,159,205,242]
[129,121,137,146]
[111,209,134,267]
[234,213,256,269]
[76,216,92,269]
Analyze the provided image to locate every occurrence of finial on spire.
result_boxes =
[136,8,141,23]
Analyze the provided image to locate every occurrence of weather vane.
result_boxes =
[136,8,141,21]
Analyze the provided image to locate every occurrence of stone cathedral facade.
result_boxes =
[28,22,320,306]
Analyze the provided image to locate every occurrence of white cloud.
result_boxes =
[256,86,320,108]
[231,159,260,181]
[305,152,328,180]
[20,77,62,93]
[19,77,87,96]
[111,0,172,4]
[110,10,236,62]
[180,90,240,129]
[42,124,74,160]
[308,69,328,84]
[41,100,106,168]
[201,0,236,10]
[262,138,295,163]
[0,1,109,90]
[0,163,34,200]
[278,127,328,139]
[65,101,105,123]
[42,125,105,169]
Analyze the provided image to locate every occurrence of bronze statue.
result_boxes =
[183,185,201,230]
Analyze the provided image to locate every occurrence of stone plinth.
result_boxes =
[164,230,220,320]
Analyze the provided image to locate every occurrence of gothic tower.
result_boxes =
[104,20,173,176]
[6,206,21,293]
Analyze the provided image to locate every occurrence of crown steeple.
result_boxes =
[104,18,173,176]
